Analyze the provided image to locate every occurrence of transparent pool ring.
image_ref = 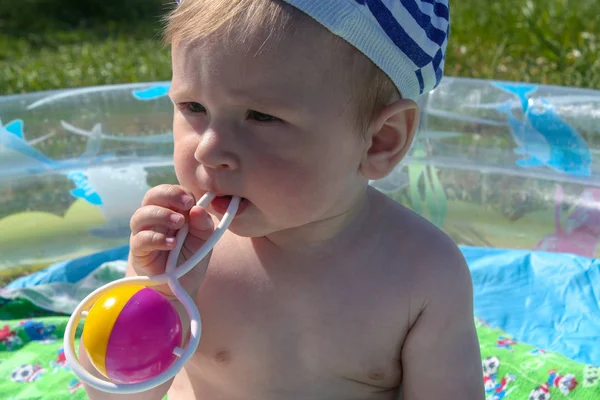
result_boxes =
[1,77,599,279]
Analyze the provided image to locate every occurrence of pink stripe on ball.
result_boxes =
[105,287,183,384]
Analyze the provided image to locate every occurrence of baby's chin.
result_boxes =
[210,200,311,239]
[222,220,276,238]
[209,207,268,237]
[219,211,302,239]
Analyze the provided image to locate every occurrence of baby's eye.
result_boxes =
[180,102,206,113]
[247,110,280,123]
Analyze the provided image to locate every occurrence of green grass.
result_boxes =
[0,0,599,94]
[446,0,600,89]
[0,0,174,94]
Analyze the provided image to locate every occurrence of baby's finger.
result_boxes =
[141,184,195,211]
[130,205,185,234]
[187,205,215,241]
[178,206,215,276]
[130,230,176,258]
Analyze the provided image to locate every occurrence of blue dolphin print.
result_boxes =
[0,119,57,172]
[63,124,106,206]
[4,119,24,138]
[132,84,171,101]
[494,97,552,166]
[493,82,592,177]
[67,171,103,206]
[494,83,538,114]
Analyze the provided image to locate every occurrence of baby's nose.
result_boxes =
[194,128,239,170]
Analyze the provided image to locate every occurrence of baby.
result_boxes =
[81,0,485,399]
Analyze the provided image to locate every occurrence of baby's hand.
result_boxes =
[128,184,214,299]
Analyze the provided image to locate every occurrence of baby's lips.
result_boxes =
[210,195,248,216]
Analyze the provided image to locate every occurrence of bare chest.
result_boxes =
[184,247,409,398]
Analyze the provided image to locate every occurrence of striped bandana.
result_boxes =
[173,0,450,99]
[281,0,450,99]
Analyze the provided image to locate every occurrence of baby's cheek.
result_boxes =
[268,170,329,215]
[173,144,197,187]
[262,162,310,191]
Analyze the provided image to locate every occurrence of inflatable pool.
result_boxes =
[1,77,599,399]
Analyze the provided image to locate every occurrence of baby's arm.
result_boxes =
[400,238,485,400]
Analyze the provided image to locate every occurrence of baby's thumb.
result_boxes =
[177,206,214,295]
[187,205,215,242]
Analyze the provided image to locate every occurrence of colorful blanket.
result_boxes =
[0,300,169,400]
[0,308,598,400]
[475,317,599,399]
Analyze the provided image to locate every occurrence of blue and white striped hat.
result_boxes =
[281,0,450,100]
[174,0,450,99]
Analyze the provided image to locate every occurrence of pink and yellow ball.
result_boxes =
[82,285,182,384]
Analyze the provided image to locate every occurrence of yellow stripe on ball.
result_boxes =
[82,285,145,378]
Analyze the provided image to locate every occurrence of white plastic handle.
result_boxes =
[63,193,240,394]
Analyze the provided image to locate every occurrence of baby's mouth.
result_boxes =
[210,195,249,216]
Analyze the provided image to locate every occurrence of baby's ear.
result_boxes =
[360,99,419,180]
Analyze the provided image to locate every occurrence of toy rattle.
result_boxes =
[63,192,241,394]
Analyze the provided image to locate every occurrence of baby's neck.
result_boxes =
[256,187,380,258]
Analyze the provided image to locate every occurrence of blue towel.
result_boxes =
[4,245,129,289]
[462,246,600,366]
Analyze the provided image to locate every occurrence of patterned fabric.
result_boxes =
[0,314,169,400]
[476,317,599,400]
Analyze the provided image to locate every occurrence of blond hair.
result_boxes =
[162,0,398,135]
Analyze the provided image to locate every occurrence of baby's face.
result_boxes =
[169,25,371,237]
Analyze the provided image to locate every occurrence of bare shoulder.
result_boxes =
[369,190,485,399]
[367,189,474,322]
[395,205,471,303]
[370,188,470,291]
